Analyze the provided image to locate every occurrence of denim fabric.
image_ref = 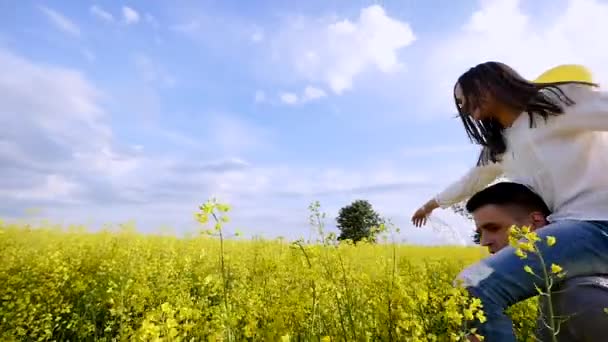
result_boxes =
[456,220,608,342]
[536,275,608,341]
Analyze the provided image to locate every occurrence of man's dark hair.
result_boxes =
[465,182,551,216]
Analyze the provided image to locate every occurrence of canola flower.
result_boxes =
[508,225,568,342]
[0,200,540,341]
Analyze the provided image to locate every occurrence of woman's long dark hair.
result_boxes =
[455,61,598,166]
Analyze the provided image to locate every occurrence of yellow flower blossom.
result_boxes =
[515,248,527,259]
[551,264,563,274]
[0,202,542,341]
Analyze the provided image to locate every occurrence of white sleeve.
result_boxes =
[433,162,503,208]
[552,84,608,132]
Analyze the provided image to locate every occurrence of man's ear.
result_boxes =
[529,211,548,230]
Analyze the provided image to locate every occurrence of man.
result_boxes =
[465,182,608,341]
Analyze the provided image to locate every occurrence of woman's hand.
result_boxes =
[411,199,439,227]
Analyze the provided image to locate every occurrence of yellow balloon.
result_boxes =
[533,64,594,84]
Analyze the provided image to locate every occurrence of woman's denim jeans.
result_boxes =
[456,220,608,341]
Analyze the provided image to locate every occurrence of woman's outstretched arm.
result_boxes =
[411,161,503,227]
[434,161,503,208]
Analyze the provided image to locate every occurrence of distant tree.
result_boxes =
[336,200,383,243]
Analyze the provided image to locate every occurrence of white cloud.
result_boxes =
[90,5,114,22]
[270,165,431,198]
[251,29,264,43]
[0,46,467,243]
[0,48,140,205]
[12,158,456,242]
[205,114,273,155]
[122,6,140,24]
[145,13,159,27]
[132,54,176,87]
[170,21,200,34]
[0,10,489,246]
[0,49,104,130]
[277,86,326,105]
[154,128,205,151]
[34,175,81,200]
[82,49,96,63]
[0,49,320,240]
[0,174,83,203]
[424,0,608,115]
[280,92,299,105]
[254,90,266,103]
[270,5,415,95]
[302,86,326,101]
[39,6,81,37]
[73,146,141,179]
[401,144,477,158]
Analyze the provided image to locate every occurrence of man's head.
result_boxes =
[466,182,551,254]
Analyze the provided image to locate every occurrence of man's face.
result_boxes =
[472,204,547,254]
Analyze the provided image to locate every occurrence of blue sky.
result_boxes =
[2,0,608,245]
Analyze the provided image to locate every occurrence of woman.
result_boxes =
[412,61,608,341]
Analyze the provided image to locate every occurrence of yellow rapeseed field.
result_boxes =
[0,201,540,341]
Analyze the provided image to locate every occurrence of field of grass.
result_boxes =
[0,201,540,341]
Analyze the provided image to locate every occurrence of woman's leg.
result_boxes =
[544,276,608,341]
[456,220,608,342]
